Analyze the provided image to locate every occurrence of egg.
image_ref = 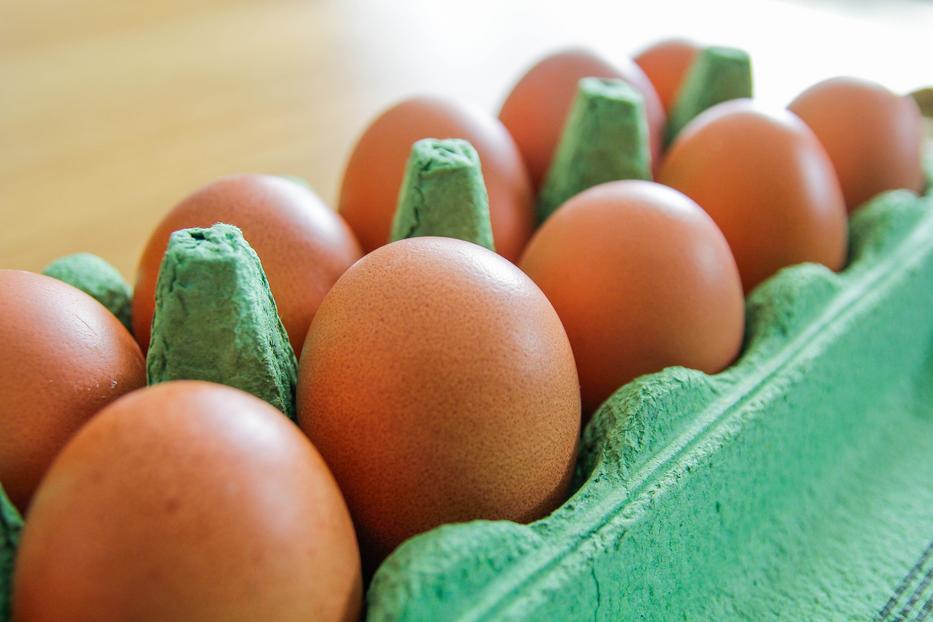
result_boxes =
[788,76,926,212]
[13,381,362,622]
[634,38,702,114]
[498,48,666,187]
[338,96,534,262]
[297,237,580,564]
[519,181,745,415]
[0,270,145,512]
[658,100,848,292]
[133,174,362,356]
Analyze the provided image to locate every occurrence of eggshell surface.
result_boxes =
[338,97,534,261]
[634,38,702,114]
[133,174,362,356]
[498,48,665,187]
[13,381,362,622]
[520,181,745,415]
[297,237,580,564]
[0,270,145,513]
[658,100,848,292]
[788,76,925,212]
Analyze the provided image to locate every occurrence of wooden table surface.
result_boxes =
[2,0,929,279]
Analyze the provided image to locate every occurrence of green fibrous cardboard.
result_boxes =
[536,78,651,223]
[0,485,23,622]
[366,184,933,620]
[42,252,133,332]
[666,46,753,146]
[146,224,298,420]
[390,138,495,250]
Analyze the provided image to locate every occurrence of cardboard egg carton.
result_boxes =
[1,192,930,622]
[366,174,933,620]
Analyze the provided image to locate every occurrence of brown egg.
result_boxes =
[788,76,926,212]
[520,181,745,415]
[0,270,145,512]
[338,97,534,262]
[297,237,580,564]
[658,100,848,292]
[498,47,666,187]
[133,174,362,356]
[634,38,702,115]
[14,381,362,622]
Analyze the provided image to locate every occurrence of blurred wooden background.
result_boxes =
[1,0,930,278]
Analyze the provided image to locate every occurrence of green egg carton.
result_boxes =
[367,177,933,620]
[2,196,930,622]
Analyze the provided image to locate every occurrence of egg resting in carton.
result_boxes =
[366,169,933,620]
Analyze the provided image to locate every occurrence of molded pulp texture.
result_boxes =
[368,185,933,621]
[41,253,134,332]
[146,224,298,420]
[1,185,931,622]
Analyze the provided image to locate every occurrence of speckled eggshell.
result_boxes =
[297,237,581,564]
[133,174,362,356]
[338,97,535,262]
[0,270,145,513]
[499,48,666,186]
[13,381,362,622]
